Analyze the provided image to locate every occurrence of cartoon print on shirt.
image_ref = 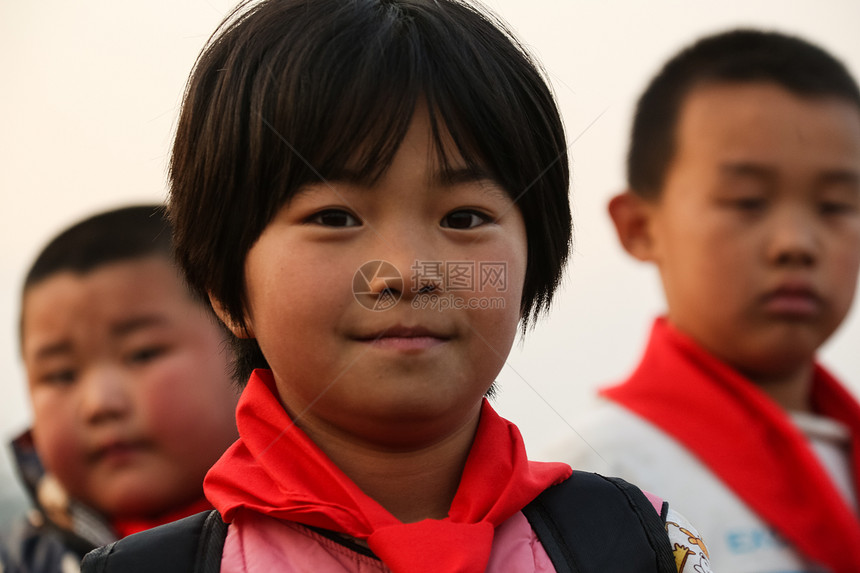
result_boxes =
[666,519,713,572]
[673,543,694,570]
[677,524,709,559]
[693,555,712,573]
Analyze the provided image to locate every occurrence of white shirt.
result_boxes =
[545,400,848,573]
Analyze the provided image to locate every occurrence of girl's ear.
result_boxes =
[208,293,255,339]
[607,191,659,262]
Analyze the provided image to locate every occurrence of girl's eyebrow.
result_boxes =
[318,168,366,185]
[304,165,496,189]
[435,166,494,186]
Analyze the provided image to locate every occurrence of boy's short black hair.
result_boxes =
[169,0,572,383]
[21,205,179,347]
[24,205,173,291]
[628,29,860,198]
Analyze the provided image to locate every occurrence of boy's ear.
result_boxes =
[208,293,255,339]
[607,190,658,262]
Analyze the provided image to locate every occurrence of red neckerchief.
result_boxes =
[603,318,860,573]
[205,369,571,573]
[112,497,213,538]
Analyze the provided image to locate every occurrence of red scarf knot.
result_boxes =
[205,369,571,572]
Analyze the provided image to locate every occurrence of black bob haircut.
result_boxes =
[169,0,572,383]
[628,28,860,198]
[24,205,173,292]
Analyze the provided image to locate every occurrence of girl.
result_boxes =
[84,1,709,571]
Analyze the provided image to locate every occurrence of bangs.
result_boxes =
[243,0,536,206]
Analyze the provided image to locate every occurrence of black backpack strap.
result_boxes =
[522,470,676,573]
[195,510,229,573]
[81,510,227,573]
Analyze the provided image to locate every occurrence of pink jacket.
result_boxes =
[221,508,556,572]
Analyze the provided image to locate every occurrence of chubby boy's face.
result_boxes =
[622,82,860,383]
[22,256,239,519]
[226,105,528,451]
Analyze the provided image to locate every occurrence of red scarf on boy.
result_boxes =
[603,318,860,573]
[205,369,571,573]
[112,497,213,538]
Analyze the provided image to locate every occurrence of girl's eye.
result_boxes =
[441,210,492,229]
[308,209,361,227]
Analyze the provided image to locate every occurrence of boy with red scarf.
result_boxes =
[0,206,240,572]
[81,1,711,572]
[555,29,860,573]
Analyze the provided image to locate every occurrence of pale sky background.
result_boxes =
[2,0,859,511]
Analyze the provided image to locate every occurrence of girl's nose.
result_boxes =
[352,258,406,312]
[365,260,405,296]
[374,231,439,299]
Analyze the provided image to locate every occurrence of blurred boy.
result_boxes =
[557,30,860,572]
[1,206,240,572]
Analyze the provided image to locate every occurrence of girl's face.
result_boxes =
[231,106,527,450]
